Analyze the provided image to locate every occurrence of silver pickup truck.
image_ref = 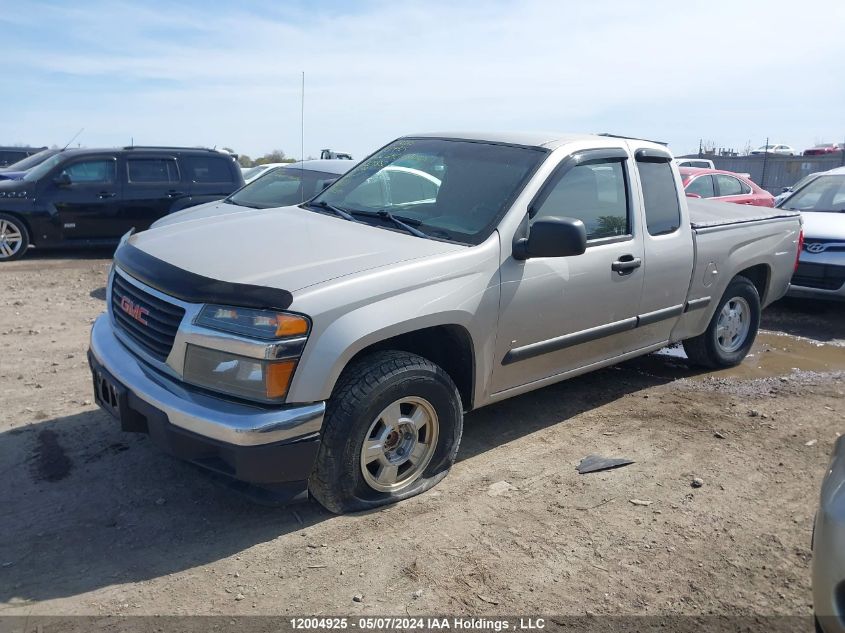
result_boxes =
[88,132,802,513]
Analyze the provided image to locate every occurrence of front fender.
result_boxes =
[286,237,502,405]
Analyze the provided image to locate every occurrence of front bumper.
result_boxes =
[88,314,326,498]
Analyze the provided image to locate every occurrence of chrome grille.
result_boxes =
[111,272,185,361]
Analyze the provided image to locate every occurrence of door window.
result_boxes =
[182,156,235,183]
[715,174,745,196]
[61,160,116,184]
[533,159,630,240]
[127,158,180,184]
[637,160,681,236]
[685,174,715,198]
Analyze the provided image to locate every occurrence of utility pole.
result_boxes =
[760,136,769,189]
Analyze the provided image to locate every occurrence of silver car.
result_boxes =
[814,435,845,633]
[781,166,845,300]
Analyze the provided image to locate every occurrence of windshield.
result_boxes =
[227,167,340,209]
[781,175,845,212]
[4,149,57,171]
[310,138,546,244]
[22,154,65,182]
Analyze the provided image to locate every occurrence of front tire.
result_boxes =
[683,275,761,368]
[308,350,463,514]
[0,213,29,262]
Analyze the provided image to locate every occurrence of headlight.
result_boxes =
[183,344,297,403]
[186,305,310,403]
[195,305,309,339]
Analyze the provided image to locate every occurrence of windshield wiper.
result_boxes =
[350,209,430,239]
[226,198,260,209]
[308,200,357,222]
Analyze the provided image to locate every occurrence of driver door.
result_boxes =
[491,148,646,394]
[50,155,122,240]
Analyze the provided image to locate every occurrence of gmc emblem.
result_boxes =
[119,296,150,325]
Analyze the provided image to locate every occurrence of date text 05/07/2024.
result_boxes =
[289,617,546,631]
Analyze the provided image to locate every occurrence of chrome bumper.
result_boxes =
[89,314,325,447]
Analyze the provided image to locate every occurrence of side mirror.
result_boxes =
[685,192,702,199]
[53,173,72,187]
[320,179,337,191]
[513,217,587,260]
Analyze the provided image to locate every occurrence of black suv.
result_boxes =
[0,146,47,167]
[0,146,244,261]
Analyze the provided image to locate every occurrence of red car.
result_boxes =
[679,167,774,207]
[803,143,842,156]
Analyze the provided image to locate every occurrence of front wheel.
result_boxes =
[308,350,463,514]
[0,213,29,262]
[683,275,761,368]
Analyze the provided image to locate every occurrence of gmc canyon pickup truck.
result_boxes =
[88,132,802,513]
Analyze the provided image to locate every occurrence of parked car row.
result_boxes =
[750,142,843,156]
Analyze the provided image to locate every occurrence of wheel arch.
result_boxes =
[735,263,770,304]
[342,324,476,412]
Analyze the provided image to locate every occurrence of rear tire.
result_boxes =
[308,350,463,514]
[683,275,761,369]
[0,213,29,262]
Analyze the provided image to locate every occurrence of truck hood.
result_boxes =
[800,211,845,240]
[151,199,248,228]
[127,205,465,293]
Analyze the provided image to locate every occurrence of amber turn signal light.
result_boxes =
[265,359,297,399]
[274,314,309,338]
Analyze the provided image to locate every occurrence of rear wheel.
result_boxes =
[308,350,463,514]
[683,275,761,368]
[0,213,29,262]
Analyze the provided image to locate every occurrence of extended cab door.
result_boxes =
[491,147,647,395]
[48,154,122,240]
[121,154,184,233]
[629,147,694,346]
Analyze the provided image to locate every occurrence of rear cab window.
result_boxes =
[635,149,681,236]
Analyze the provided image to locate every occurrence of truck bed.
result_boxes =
[688,198,800,230]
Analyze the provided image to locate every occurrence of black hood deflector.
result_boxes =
[114,242,294,311]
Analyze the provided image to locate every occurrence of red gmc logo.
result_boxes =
[120,296,150,325]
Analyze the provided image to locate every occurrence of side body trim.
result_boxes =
[503,301,694,365]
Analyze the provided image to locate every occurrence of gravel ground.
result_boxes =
[1,253,843,620]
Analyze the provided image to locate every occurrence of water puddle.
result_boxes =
[627,331,845,381]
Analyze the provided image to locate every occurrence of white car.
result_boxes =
[750,144,795,156]
[241,162,289,184]
[781,166,845,300]
[675,158,715,169]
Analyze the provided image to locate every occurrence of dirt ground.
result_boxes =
[1,252,844,619]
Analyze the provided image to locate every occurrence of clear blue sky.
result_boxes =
[2,0,843,159]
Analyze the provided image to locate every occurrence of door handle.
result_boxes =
[166,191,185,198]
[611,255,642,275]
[97,191,116,199]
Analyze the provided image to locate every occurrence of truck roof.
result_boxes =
[404,131,609,150]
